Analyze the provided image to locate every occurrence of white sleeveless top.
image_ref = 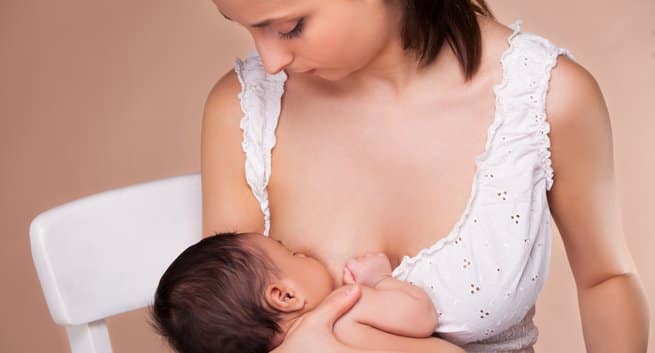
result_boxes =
[233,20,574,353]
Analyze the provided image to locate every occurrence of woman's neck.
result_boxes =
[330,15,491,102]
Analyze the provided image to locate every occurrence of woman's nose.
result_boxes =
[254,38,293,75]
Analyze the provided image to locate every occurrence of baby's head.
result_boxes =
[151,232,334,353]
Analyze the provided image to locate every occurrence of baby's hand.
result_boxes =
[342,252,392,288]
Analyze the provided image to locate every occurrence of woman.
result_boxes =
[201,0,649,352]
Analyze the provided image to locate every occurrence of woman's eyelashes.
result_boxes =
[278,17,305,40]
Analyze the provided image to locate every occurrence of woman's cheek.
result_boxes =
[308,32,347,64]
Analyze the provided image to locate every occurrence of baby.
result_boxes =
[151,232,442,353]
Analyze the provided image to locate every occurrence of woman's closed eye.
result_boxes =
[278,17,305,40]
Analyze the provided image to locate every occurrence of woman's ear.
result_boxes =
[264,279,305,313]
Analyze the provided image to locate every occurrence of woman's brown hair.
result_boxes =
[399,0,495,80]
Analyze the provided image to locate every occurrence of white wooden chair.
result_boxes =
[29,174,202,353]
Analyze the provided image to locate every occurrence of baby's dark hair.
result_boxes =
[150,232,283,353]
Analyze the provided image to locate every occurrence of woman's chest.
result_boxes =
[267,82,498,283]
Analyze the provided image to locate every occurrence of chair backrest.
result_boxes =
[30,173,202,353]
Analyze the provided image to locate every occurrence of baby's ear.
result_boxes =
[264,280,305,312]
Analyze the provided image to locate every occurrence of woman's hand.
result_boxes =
[270,284,406,353]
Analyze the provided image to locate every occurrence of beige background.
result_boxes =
[1,0,653,352]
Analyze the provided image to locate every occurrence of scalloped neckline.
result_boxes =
[391,19,523,278]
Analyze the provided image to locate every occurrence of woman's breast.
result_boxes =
[266,151,475,287]
[265,114,486,286]
[267,193,390,286]
[390,196,553,345]
[266,73,499,287]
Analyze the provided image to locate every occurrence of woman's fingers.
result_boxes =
[305,284,361,328]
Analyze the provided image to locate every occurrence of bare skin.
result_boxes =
[206,11,518,287]
[202,1,650,352]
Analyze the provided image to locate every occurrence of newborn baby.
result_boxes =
[151,232,442,353]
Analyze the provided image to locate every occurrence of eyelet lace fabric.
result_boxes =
[234,19,574,353]
[234,50,287,236]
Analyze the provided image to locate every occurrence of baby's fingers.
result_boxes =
[345,258,366,276]
[342,266,356,285]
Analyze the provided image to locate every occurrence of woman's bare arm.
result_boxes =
[201,69,265,236]
[546,56,650,352]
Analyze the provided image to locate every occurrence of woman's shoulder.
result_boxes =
[546,53,607,171]
[201,68,265,236]
[480,17,600,122]
[549,57,602,118]
[479,15,516,45]
[203,68,242,129]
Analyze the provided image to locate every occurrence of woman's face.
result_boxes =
[212,0,401,81]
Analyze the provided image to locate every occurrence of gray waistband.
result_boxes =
[462,306,538,353]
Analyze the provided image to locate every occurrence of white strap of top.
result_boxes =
[234,49,287,236]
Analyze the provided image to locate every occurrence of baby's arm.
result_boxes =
[342,253,438,337]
